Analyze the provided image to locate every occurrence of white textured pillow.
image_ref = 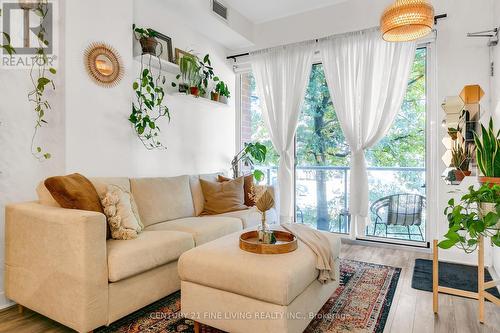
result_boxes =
[101,185,142,240]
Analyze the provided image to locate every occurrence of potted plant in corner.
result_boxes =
[451,140,473,182]
[231,142,267,181]
[474,117,500,186]
[133,25,159,55]
[439,183,500,253]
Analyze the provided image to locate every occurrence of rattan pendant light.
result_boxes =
[381,0,435,42]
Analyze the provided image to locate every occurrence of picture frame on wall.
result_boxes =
[152,30,174,63]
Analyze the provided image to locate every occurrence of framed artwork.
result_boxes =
[152,30,173,63]
[175,48,195,64]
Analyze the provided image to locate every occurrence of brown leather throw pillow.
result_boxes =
[218,174,255,207]
[200,177,247,215]
[44,173,104,213]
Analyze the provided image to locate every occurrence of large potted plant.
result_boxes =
[231,142,267,181]
[474,117,500,185]
[439,183,500,253]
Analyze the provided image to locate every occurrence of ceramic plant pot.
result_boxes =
[211,92,220,102]
[189,86,200,97]
[478,176,500,187]
[140,37,158,55]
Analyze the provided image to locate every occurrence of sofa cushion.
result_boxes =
[178,228,341,306]
[145,217,243,245]
[218,174,255,207]
[200,177,247,215]
[215,207,278,228]
[107,230,194,282]
[189,173,222,216]
[131,176,194,227]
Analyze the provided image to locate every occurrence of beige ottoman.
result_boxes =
[178,228,341,333]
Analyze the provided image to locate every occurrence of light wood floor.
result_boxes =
[0,243,499,333]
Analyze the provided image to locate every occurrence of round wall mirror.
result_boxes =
[84,42,123,87]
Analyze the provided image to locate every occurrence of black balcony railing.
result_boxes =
[255,165,426,241]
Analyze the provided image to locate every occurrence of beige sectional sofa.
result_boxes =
[4,173,277,333]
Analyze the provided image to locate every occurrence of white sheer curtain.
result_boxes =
[250,42,315,222]
[319,27,416,233]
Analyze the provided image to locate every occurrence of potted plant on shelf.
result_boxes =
[215,80,230,104]
[172,54,198,93]
[439,183,500,253]
[231,142,267,181]
[474,117,500,185]
[451,140,473,181]
[210,77,220,101]
[133,25,159,55]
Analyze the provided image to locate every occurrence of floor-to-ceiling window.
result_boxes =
[239,47,427,244]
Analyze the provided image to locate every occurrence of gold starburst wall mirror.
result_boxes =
[84,42,123,87]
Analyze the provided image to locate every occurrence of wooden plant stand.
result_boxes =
[433,237,500,323]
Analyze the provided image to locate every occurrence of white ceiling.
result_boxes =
[226,0,349,24]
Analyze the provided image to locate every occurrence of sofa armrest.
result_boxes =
[5,202,108,332]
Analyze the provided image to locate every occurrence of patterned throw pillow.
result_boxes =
[101,185,143,240]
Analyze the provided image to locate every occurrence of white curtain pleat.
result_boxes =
[250,43,315,223]
[319,28,416,234]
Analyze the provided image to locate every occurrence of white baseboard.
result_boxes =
[0,291,14,310]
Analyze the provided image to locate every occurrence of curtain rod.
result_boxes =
[226,13,448,62]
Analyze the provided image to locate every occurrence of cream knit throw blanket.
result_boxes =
[281,223,336,284]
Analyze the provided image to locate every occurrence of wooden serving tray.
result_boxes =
[239,230,298,254]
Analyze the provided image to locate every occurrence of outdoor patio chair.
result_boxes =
[370,193,426,241]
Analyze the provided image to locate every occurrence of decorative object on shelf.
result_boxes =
[215,79,230,104]
[172,50,198,93]
[440,85,483,184]
[239,230,297,254]
[381,0,434,42]
[474,117,500,185]
[28,0,55,161]
[450,139,473,182]
[197,54,217,97]
[154,30,173,63]
[130,26,170,150]
[84,42,123,87]
[231,142,267,180]
[133,25,159,55]
[255,188,276,244]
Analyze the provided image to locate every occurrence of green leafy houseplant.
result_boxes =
[215,80,230,99]
[439,183,500,253]
[133,25,159,55]
[231,142,267,181]
[172,54,199,93]
[474,117,500,184]
[130,26,170,149]
[28,0,56,161]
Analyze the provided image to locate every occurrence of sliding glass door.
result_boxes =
[239,46,428,245]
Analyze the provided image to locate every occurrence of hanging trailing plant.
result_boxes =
[129,25,170,149]
[28,0,56,160]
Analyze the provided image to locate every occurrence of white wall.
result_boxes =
[491,0,500,277]
[236,0,495,265]
[0,0,235,308]
[0,1,65,307]
[64,0,234,177]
